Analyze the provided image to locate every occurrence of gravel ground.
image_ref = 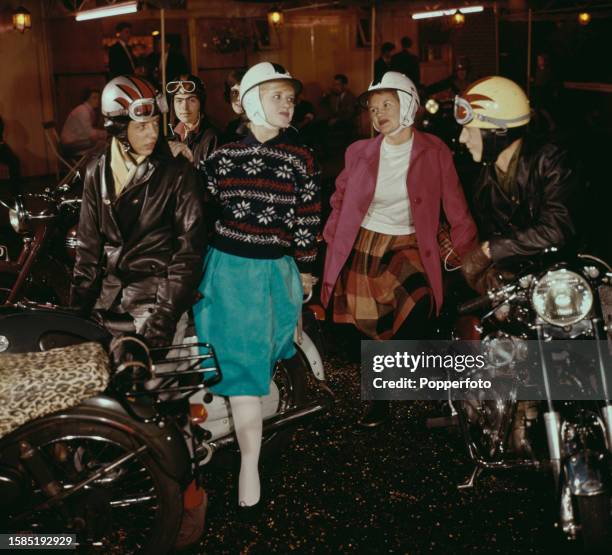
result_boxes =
[186,324,570,555]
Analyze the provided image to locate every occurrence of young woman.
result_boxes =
[194,62,321,516]
[321,71,478,427]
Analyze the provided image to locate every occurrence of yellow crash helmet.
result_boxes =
[454,76,530,130]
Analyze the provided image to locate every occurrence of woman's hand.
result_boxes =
[300,273,318,296]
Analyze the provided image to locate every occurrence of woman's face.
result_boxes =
[259,81,296,128]
[459,126,483,162]
[367,91,401,135]
[230,84,242,115]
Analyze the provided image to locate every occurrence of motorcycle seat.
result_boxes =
[0,342,110,438]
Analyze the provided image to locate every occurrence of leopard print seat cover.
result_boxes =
[0,342,110,438]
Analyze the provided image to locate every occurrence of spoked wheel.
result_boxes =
[4,419,183,554]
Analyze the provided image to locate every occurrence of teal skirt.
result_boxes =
[193,247,303,396]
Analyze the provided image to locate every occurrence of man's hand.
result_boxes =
[169,141,194,163]
[461,244,492,292]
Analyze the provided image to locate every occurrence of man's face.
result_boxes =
[332,79,343,94]
[89,92,101,110]
[259,81,296,128]
[127,117,160,156]
[459,126,483,162]
[119,27,131,43]
[174,94,200,126]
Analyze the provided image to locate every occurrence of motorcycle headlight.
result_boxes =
[531,269,593,326]
[425,98,439,114]
[9,208,26,233]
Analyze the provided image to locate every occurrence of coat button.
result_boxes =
[103,199,111,205]
[414,197,422,205]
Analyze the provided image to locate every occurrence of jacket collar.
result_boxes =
[363,128,428,164]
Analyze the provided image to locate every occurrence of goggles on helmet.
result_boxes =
[166,80,197,94]
[454,95,529,129]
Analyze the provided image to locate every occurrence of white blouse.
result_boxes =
[361,136,415,235]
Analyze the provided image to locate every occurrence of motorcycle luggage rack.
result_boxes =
[110,336,222,402]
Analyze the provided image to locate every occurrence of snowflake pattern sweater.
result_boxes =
[201,129,321,272]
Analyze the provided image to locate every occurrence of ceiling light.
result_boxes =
[412,5,484,20]
[76,1,138,22]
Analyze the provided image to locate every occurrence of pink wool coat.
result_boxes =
[321,130,478,313]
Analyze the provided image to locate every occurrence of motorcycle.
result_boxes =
[437,252,612,551]
[0,161,84,305]
[0,299,332,551]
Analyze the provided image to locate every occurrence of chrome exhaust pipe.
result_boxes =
[201,400,331,457]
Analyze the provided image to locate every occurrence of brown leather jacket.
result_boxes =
[70,142,206,344]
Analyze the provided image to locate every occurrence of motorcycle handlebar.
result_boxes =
[458,294,492,315]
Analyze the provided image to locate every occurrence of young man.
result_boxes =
[374,42,395,83]
[454,76,580,292]
[391,36,420,88]
[70,75,207,548]
[166,74,219,169]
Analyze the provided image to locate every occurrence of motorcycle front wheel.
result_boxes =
[2,417,183,554]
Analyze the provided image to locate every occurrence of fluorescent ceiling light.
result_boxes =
[412,5,484,20]
[76,1,138,22]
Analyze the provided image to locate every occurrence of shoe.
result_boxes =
[357,401,390,428]
[237,499,263,524]
[174,489,208,551]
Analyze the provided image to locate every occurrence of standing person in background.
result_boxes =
[391,37,421,88]
[166,74,219,169]
[374,42,396,83]
[221,69,248,144]
[322,72,477,427]
[194,62,321,519]
[0,116,21,197]
[60,89,107,158]
[108,22,135,78]
[147,36,189,87]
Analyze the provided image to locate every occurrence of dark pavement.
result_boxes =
[190,324,570,555]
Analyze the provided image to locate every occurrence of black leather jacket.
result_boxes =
[473,136,580,262]
[70,142,206,343]
[171,119,219,170]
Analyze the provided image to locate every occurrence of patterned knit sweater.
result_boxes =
[201,129,321,272]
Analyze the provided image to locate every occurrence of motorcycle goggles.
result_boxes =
[166,80,197,94]
[454,95,529,129]
[127,95,168,122]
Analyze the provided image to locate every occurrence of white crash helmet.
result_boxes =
[239,62,302,106]
[359,71,420,132]
[239,62,302,129]
[101,75,167,122]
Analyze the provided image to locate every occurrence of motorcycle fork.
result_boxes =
[536,325,563,483]
[4,227,47,304]
[590,318,612,452]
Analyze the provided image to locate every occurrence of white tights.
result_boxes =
[229,395,262,507]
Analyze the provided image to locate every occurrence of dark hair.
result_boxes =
[401,36,413,49]
[224,69,247,103]
[334,74,348,85]
[116,22,132,33]
[381,42,395,55]
[81,88,100,103]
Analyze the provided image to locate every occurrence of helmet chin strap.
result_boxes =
[480,126,526,165]
[242,87,286,131]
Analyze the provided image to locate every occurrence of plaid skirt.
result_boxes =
[332,227,432,340]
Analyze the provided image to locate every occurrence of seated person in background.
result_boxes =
[60,88,107,158]
[0,116,21,197]
[221,69,248,144]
